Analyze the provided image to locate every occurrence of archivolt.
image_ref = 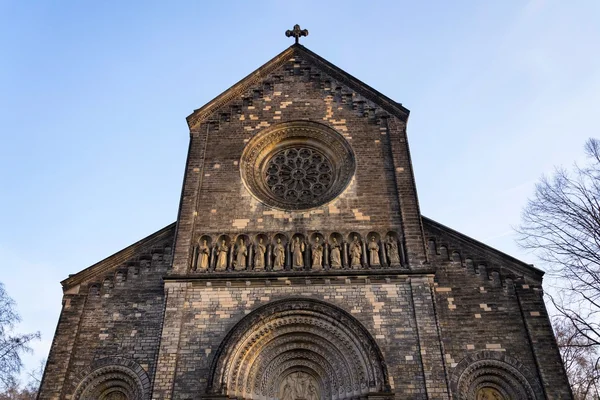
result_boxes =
[72,357,150,400]
[451,351,543,400]
[207,298,390,400]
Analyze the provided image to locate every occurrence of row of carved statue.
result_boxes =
[190,232,406,272]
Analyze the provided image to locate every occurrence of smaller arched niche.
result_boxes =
[72,358,150,400]
[207,298,391,400]
[451,351,543,400]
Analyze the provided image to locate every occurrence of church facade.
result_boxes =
[38,32,572,400]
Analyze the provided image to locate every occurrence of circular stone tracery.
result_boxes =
[265,147,333,204]
[240,121,355,210]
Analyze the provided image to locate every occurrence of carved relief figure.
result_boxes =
[198,240,210,270]
[386,235,400,265]
[281,379,294,400]
[307,383,319,400]
[312,237,323,269]
[292,237,305,268]
[254,238,266,270]
[368,236,380,266]
[477,388,504,400]
[280,372,319,400]
[295,372,308,397]
[234,238,247,270]
[216,240,228,271]
[273,238,285,271]
[330,237,341,268]
[349,236,362,268]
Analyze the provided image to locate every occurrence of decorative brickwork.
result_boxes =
[38,43,572,400]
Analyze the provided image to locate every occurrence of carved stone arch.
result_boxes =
[244,332,353,396]
[207,298,391,400]
[451,351,543,399]
[71,357,150,400]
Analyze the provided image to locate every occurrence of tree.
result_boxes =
[553,317,600,399]
[517,138,600,395]
[0,283,40,391]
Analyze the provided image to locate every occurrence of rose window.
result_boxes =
[240,121,355,210]
[265,147,333,204]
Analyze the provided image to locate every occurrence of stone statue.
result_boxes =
[349,236,362,268]
[273,238,285,271]
[368,236,380,266]
[199,239,210,270]
[386,235,400,265]
[234,238,247,270]
[312,237,323,269]
[216,240,228,271]
[292,237,305,268]
[330,237,341,268]
[254,238,266,270]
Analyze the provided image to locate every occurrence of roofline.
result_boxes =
[421,215,545,277]
[186,44,410,131]
[61,222,176,290]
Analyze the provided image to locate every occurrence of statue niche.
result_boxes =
[329,234,342,269]
[234,237,248,271]
[349,235,362,269]
[311,235,324,270]
[254,236,267,271]
[273,237,286,271]
[368,235,380,267]
[280,372,320,400]
[291,236,305,269]
[197,237,211,271]
[215,236,231,272]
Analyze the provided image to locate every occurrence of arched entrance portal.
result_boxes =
[207,298,391,400]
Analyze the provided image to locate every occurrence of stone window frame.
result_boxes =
[240,120,356,211]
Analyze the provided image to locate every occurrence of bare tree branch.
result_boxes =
[517,138,600,398]
[0,283,40,392]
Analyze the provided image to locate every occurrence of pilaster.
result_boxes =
[516,285,573,399]
[410,276,450,399]
[172,125,211,274]
[38,291,86,400]
[386,117,428,268]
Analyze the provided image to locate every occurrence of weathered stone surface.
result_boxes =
[38,44,572,400]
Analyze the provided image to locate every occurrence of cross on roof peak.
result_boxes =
[285,24,309,44]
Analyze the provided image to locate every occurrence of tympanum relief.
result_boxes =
[280,372,320,400]
[477,388,505,400]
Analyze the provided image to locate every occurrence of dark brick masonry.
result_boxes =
[38,44,572,400]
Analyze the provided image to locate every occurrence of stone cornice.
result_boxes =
[61,223,176,291]
[422,215,545,281]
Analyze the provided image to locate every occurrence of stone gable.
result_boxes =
[38,42,572,400]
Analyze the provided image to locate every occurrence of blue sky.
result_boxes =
[1,0,599,379]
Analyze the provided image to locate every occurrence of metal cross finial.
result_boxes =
[285,24,309,44]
